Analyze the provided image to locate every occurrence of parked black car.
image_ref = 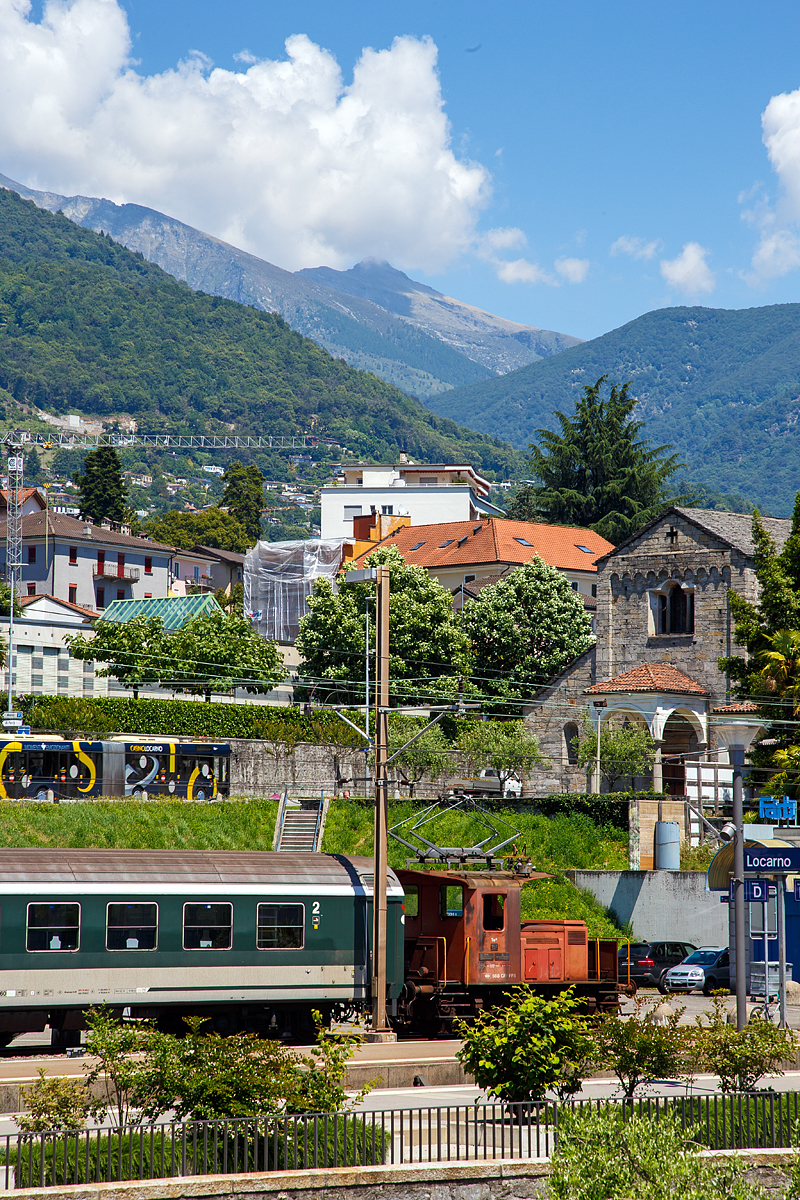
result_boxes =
[618,940,697,993]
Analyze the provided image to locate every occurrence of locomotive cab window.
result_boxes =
[256,903,304,949]
[183,903,233,950]
[441,885,464,918]
[483,894,506,931]
[107,903,158,951]
[27,903,80,952]
[404,885,419,919]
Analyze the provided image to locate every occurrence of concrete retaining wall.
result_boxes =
[567,869,728,945]
[5,1149,796,1200]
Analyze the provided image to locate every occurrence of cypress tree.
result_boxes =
[75,447,127,524]
[527,376,681,542]
[222,460,264,545]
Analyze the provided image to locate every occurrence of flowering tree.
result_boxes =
[461,557,594,710]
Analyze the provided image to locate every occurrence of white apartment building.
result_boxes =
[320,462,504,539]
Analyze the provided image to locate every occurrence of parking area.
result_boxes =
[624,988,800,1027]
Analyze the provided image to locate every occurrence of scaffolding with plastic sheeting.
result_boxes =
[244,539,346,644]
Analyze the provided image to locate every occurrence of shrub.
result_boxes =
[594,996,692,1097]
[18,695,368,747]
[549,1104,768,1200]
[455,986,598,1102]
[694,993,798,1092]
[17,1070,100,1133]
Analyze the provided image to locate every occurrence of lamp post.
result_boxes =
[593,699,607,793]
[711,716,766,1030]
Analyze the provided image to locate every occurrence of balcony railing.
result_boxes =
[92,565,141,582]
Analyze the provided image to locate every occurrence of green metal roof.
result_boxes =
[101,594,224,631]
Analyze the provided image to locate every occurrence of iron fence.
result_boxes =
[0,1094,798,1190]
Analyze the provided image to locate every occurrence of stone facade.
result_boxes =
[524,507,792,797]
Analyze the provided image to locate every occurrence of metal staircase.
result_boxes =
[273,792,329,853]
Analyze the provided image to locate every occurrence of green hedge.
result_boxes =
[17,695,368,748]
[523,791,667,831]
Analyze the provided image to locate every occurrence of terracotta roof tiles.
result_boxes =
[350,517,614,573]
[586,662,708,696]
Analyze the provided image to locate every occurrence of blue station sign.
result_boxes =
[744,846,800,873]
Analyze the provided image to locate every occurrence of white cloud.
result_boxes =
[494,258,556,285]
[555,256,589,283]
[481,226,527,252]
[743,86,800,281]
[609,234,663,260]
[0,1,490,271]
[659,242,715,295]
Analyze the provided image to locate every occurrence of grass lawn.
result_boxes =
[0,797,628,936]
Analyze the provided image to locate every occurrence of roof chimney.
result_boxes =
[84,522,93,538]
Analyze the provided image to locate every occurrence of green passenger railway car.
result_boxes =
[0,850,406,1046]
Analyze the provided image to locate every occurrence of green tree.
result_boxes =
[82,1006,164,1128]
[223,460,264,544]
[169,610,286,698]
[550,1105,767,1200]
[25,446,43,485]
[143,507,248,553]
[455,719,546,793]
[455,986,597,1103]
[75,447,127,524]
[503,484,540,522]
[66,615,173,697]
[526,376,681,542]
[66,611,285,699]
[719,499,800,794]
[461,557,594,710]
[296,545,473,707]
[572,712,656,790]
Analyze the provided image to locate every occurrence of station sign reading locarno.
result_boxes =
[744,846,800,873]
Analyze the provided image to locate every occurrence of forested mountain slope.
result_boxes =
[0,188,521,477]
[428,304,800,513]
[0,172,578,399]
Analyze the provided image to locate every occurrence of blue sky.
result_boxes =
[6,0,800,339]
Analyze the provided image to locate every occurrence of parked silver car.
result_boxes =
[664,946,730,995]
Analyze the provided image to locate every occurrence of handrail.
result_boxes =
[464,936,470,987]
[313,790,324,851]
[437,935,447,983]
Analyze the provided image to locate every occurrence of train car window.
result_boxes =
[404,885,419,919]
[27,903,80,952]
[183,903,233,950]
[107,903,158,951]
[483,894,506,931]
[440,885,464,919]
[256,903,304,949]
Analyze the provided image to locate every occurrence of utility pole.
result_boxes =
[5,447,23,716]
[371,562,393,1037]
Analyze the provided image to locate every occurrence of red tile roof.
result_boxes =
[19,594,98,618]
[586,663,708,696]
[349,517,614,573]
[711,700,761,714]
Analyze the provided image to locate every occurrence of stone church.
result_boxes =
[524,506,792,804]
